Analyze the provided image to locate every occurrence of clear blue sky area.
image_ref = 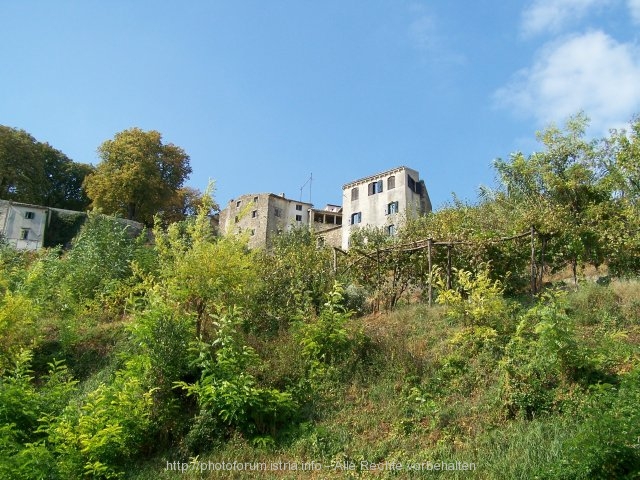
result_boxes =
[2,1,639,210]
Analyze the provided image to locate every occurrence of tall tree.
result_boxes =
[494,113,615,282]
[84,128,192,225]
[0,125,93,210]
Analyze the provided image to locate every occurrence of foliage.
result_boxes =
[0,351,77,480]
[248,226,336,332]
[155,188,256,337]
[500,292,585,418]
[436,264,513,331]
[175,308,297,445]
[296,283,353,374]
[43,371,156,479]
[84,128,192,225]
[550,367,640,479]
[349,226,416,311]
[43,209,87,248]
[0,125,93,210]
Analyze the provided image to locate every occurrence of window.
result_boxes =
[253,196,258,203]
[408,175,422,194]
[20,229,29,240]
[408,176,416,191]
[274,207,282,217]
[387,176,395,190]
[252,210,257,218]
[295,204,302,211]
[295,214,302,222]
[234,216,239,223]
[368,180,383,195]
[350,212,362,224]
[387,201,399,215]
[351,187,359,201]
[387,225,396,236]
[236,200,241,208]
[24,211,35,219]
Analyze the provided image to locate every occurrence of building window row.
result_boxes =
[351,175,396,202]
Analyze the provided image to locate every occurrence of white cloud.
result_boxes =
[629,0,640,23]
[406,6,466,66]
[494,31,640,133]
[521,0,609,36]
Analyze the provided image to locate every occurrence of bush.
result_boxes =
[550,367,640,479]
[175,308,297,445]
[500,292,585,418]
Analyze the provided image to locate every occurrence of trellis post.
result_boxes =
[427,238,433,307]
[446,244,452,290]
[530,225,536,297]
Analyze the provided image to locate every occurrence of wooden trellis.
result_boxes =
[334,226,546,307]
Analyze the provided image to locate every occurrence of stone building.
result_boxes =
[341,166,431,249]
[310,204,343,248]
[218,193,314,249]
[0,200,48,250]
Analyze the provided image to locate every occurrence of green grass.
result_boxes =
[123,283,640,479]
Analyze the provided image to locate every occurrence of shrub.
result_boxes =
[550,367,640,479]
[500,292,585,418]
[175,308,297,445]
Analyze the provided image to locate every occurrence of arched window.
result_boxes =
[388,175,395,189]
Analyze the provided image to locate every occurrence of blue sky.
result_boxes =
[2,1,640,210]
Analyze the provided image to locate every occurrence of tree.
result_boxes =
[493,113,610,282]
[84,128,191,225]
[161,186,211,224]
[0,126,93,210]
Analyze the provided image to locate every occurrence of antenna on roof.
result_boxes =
[300,173,312,205]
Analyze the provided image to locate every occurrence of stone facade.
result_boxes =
[341,166,431,249]
[218,193,314,249]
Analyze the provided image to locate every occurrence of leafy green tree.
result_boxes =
[155,188,256,337]
[494,113,610,282]
[84,128,191,225]
[248,227,336,332]
[0,125,93,209]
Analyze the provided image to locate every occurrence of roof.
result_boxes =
[0,199,49,211]
[227,192,313,207]
[342,166,417,190]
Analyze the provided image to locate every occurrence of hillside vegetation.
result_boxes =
[1,114,640,479]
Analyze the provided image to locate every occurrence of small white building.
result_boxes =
[341,166,431,249]
[0,200,48,250]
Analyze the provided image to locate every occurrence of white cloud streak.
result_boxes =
[494,31,640,132]
[521,0,610,36]
[629,0,640,23]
